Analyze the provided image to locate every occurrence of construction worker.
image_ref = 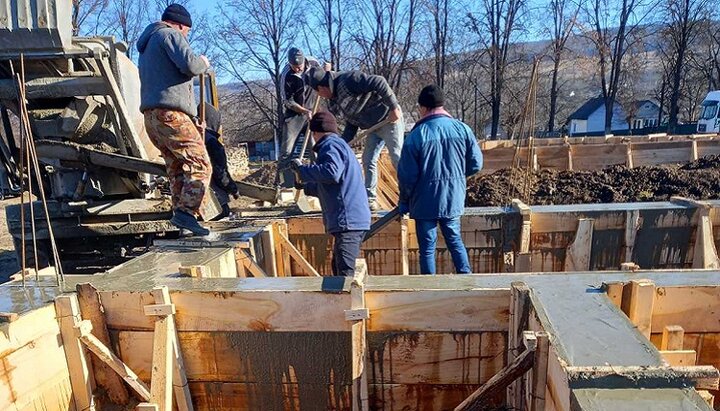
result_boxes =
[277,47,320,188]
[397,85,483,274]
[306,67,404,211]
[200,103,240,220]
[137,4,212,236]
[291,111,371,277]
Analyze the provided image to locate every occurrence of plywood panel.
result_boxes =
[652,286,720,333]
[366,332,506,385]
[369,383,500,411]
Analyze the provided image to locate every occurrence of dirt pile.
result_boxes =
[467,155,720,206]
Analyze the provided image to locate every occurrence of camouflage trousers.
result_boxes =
[144,109,211,217]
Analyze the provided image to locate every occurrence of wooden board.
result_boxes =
[652,286,720,333]
[369,383,498,411]
[101,290,352,332]
[365,290,510,332]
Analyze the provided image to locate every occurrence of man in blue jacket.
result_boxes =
[291,111,371,277]
[398,85,483,274]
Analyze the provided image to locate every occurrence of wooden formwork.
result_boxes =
[480,134,720,173]
[284,199,720,276]
[4,268,720,410]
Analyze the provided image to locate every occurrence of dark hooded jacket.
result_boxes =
[137,22,208,117]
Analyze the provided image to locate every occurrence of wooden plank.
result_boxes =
[660,350,697,366]
[531,332,549,411]
[148,287,193,411]
[693,215,720,269]
[564,219,594,271]
[77,282,130,404]
[77,322,151,401]
[366,289,510,332]
[189,381,352,410]
[276,232,321,277]
[238,248,267,278]
[698,390,715,408]
[149,306,173,410]
[400,217,410,275]
[626,143,634,168]
[454,345,535,411]
[661,325,685,350]
[137,403,159,411]
[55,295,96,411]
[102,290,352,332]
[604,282,624,308]
[621,279,656,339]
[507,282,530,409]
[350,263,369,411]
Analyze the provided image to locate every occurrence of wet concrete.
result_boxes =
[571,388,712,411]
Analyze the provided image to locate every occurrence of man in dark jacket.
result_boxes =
[277,47,320,188]
[306,68,404,211]
[137,4,212,236]
[291,111,371,277]
[199,103,239,220]
[398,85,483,274]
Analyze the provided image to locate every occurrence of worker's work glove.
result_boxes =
[289,158,303,172]
[225,179,240,199]
[398,202,409,216]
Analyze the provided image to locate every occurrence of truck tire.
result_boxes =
[12,237,51,269]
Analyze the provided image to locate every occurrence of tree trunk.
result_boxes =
[548,56,561,133]
[604,99,613,134]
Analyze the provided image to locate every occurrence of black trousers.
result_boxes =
[331,230,366,277]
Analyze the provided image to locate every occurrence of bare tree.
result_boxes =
[583,0,654,134]
[691,21,720,91]
[72,0,106,36]
[352,0,418,89]
[88,0,148,58]
[543,0,581,132]
[467,0,526,139]
[659,0,712,133]
[316,0,346,70]
[213,0,300,159]
[429,0,450,87]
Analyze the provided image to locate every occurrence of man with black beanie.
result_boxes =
[397,85,483,274]
[290,111,371,276]
[276,47,321,188]
[137,4,212,236]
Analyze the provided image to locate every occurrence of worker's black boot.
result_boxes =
[170,210,210,236]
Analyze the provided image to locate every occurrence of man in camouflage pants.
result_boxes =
[137,4,212,236]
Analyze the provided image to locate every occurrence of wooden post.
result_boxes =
[661,325,685,350]
[273,222,292,276]
[76,283,130,404]
[604,282,625,308]
[699,390,715,408]
[178,265,210,278]
[693,215,720,269]
[55,295,96,411]
[565,219,594,271]
[261,225,278,276]
[507,282,531,409]
[146,287,194,411]
[512,199,532,273]
[691,139,699,161]
[530,332,549,411]
[624,210,640,263]
[566,143,573,171]
[621,279,656,339]
[626,143,634,168]
[400,216,410,276]
[76,320,151,401]
[349,260,369,411]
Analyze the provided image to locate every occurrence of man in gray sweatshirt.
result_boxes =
[137,4,211,236]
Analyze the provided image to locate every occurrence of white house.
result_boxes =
[567,97,630,136]
[629,100,662,130]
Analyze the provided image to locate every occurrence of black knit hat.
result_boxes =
[418,85,445,108]
[310,111,339,134]
[288,47,305,66]
[162,4,192,28]
[305,67,330,89]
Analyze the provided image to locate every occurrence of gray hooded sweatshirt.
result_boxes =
[137,22,208,117]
